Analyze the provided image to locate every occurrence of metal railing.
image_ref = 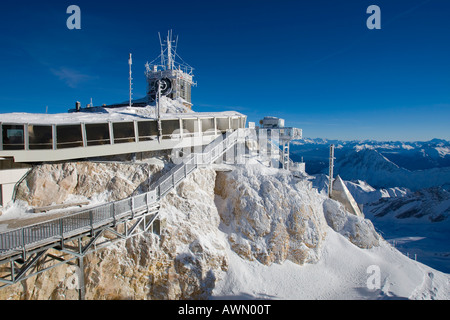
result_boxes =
[0,190,157,257]
[0,129,242,258]
[150,129,240,198]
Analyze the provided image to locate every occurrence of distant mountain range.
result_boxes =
[290,138,450,191]
[298,138,450,273]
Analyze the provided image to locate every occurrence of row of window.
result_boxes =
[1,117,245,151]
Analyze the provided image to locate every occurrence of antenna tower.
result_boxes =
[328,144,335,198]
[145,30,196,107]
[128,53,133,107]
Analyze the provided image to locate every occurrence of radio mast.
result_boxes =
[128,53,133,107]
[328,144,335,198]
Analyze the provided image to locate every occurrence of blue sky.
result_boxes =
[0,0,449,141]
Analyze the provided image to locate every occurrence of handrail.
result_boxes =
[149,130,239,196]
[0,128,242,257]
[12,167,32,203]
[0,190,157,256]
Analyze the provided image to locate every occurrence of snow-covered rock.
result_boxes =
[14,159,167,209]
[0,167,229,300]
[323,198,380,249]
[215,162,328,266]
[80,167,228,300]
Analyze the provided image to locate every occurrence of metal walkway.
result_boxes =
[0,129,244,297]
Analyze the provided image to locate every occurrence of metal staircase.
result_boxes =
[0,129,243,297]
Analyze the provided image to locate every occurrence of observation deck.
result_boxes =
[0,111,247,163]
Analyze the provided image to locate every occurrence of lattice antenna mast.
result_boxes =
[128,53,133,107]
[158,32,165,68]
[173,35,179,68]
[166,30,176,70]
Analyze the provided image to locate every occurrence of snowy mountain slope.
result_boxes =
[361,186,450,274]
[334,148,450,191]
[310,175,450,274]
[291,138,450,191]
[213,225,449,300]
[291,138,450,174]
[212,161,449,300]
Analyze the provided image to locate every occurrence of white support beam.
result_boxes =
[81,123,87,148]
[108,121,114,145]
[52,124,57,150]
[23,124,29,151]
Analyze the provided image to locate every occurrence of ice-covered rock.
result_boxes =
[0,167,228,300]
[214,161,328,266]
[15,160,166,208]
[80,167,228,300]
[323,198,381,249]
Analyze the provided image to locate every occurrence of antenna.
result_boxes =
[174,35,179,63]
[129,53,133,107]
[167,30,174,70]
[158,32,164,67]
[328,144,335,198]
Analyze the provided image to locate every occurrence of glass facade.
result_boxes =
[137,121,158,141]
[28,125,53,150]
[113,122,135,144]
[85,123,110,146]
[0,115,246,152]
[57,125,83,149]
[2,125,24,150]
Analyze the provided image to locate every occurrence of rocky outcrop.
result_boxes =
[323,198,381,249]
[0,159,382,300]
[214,162,329,266]
[0,167,228,300]
[15,161,166,208]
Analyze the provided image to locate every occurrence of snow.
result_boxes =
[211,157,450,300]
[211,159,449,300]
[436,147,450,158]
[1,108,448,299]
[0,97,243,124]
[212,228,450,300]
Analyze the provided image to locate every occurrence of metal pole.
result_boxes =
[328,144,335,198]
[157,81,163,141]
[129,53,133,108]
[78,257,85,300]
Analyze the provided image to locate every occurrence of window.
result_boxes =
[182,119,199,136]
[57,125,83,149]
[216,118,230,132]
[161,120,180,137]
[201,118,215,135]
[2,125,24,150]
[85,123,110,146]
[28,125,53,150]
[137,121,158,141]
[113,122,135,144]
